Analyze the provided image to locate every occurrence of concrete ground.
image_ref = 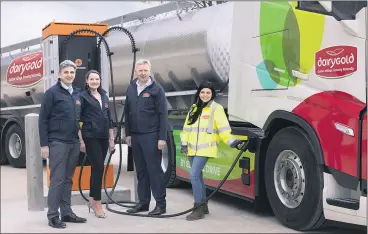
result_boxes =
[1,144,366,233]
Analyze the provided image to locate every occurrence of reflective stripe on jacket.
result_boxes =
[180,101,236,158]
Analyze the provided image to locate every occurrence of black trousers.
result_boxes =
[131,132,166,208]
[84,138,108,201]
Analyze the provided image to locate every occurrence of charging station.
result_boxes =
[40,22,116,192]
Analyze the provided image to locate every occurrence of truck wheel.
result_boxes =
[5,124,26,168]
[162,130,181,188]
[265,126,325,231]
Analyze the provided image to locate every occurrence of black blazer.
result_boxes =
[39,80,81,146]
[80,89,113,139]
[124,77,168,141]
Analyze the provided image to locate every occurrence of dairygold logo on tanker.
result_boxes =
[315,45,357,79]
[6,51,44,88]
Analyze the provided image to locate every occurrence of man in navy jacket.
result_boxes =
[38,60,86,228]
[124,59,168,215]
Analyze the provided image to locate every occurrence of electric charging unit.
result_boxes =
[40,22,116,191]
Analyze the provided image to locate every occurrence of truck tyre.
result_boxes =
[264,126,325,231]
[5,124,26,168]
[162,130,181,188]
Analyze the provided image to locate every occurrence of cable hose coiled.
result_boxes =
[97,26,138,53]
[61,27,136,208]
[97,26,139,210]
[62,27,250,218]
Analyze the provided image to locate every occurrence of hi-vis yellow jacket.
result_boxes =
[180,101,236,158]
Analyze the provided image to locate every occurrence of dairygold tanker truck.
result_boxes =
[1,1,367,231]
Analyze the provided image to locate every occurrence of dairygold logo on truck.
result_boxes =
[6,51,44,88]
[315,46,357,79]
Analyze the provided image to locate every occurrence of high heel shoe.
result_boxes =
[93,209,106,219]
[86,202,95,213]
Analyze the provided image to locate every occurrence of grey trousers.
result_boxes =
[47,141,80,219]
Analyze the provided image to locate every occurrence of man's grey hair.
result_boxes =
[135,59,151,70]
[59,60,77,72]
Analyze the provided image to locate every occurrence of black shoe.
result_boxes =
[126,204,149,214]
[61,213,87,223]
[148,205,166,215]
[48,217,66,229]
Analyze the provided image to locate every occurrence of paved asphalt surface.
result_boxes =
[1,144,366,233]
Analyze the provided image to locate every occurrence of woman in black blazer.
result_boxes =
[79,70,115,218]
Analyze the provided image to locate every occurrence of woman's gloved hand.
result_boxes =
[230,139,244,149]
[180,144,188,155]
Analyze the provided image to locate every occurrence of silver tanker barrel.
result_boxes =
[104,2,233,109]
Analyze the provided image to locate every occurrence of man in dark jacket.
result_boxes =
[39,60,86,228]
[124,59,168,215]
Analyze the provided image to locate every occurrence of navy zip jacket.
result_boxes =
[80,89,113,139]
[124,77,168,140]
[38,80,81,147]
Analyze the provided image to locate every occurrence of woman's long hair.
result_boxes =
[187,81,216,125]
[84,70,103,93]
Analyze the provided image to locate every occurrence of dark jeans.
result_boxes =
[84,138,109,201]
[131,132,166,208]
[47,141,80,219]
[189,156,208,204]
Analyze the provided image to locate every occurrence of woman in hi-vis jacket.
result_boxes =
[180,81,242,221]
[79,70,115,219]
